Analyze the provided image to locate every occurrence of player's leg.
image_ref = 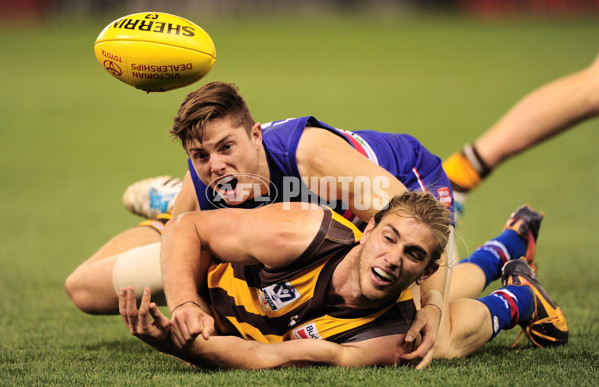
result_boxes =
[65,216,168,314]
[436,258,568,358]
[436,203,567,358]
[444,52,599,210]
[474,51,599,169]
[449,204,543,301]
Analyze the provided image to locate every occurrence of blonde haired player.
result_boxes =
[119,192,567,369]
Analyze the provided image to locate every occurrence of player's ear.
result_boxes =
[415,261,439,285]
[359,217,377,245]
[251,122,262,147]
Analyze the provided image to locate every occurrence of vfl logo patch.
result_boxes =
[437,187,452,208]
[292,323,321,340]
[258,282,300,312]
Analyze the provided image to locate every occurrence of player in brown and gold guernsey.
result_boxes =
[119,191,567,369]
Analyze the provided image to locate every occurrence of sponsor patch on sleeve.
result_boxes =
[436,187,452,208]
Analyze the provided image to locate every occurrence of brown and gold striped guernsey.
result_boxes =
[206,208,416,344]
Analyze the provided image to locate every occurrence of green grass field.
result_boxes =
[1,11,598,385]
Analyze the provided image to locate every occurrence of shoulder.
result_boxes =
[296,126,352,166]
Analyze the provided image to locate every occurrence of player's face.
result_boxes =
[186,116,267,205]
[355,212,437,302]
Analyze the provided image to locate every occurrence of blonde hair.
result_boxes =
[373,191,451,263]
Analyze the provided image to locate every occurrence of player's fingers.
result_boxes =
[125,286,140,334]
[404,319,425,343]
[401,333,433,362]
[149,303,170,331]
[184,311,203,340]
[118,287,129,326]
[415,347,435,370]
[179,323,199,346]
[402,334,435,360]
[169,315,189,348]
[201,315,216,340]
[400,343,427,361]
[170,328,185,349]
[202,326,214,340]
[139,287,151,313]
[137,287,152,332]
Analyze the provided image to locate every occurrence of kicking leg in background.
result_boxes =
[444,52,599,212]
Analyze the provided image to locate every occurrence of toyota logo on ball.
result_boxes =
[103,60,122,76]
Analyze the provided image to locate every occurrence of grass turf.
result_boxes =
[0,11,598,385]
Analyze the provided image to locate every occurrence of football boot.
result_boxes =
[503,204,544,273]
[502,258,568,347]
[122,176,182,218]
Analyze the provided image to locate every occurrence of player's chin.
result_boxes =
[362,283,394,302]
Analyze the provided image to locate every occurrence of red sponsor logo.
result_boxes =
[292,323,321,340]
[437,187,452,208]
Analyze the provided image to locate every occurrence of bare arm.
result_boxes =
[121,285,412,369]
[296,127,407,221]
[161,202,325,346]
[181,333,411,369]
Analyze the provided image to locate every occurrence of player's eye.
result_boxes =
[195,152,209,161]
[406,248,424,262]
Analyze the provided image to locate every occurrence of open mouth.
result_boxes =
[372,267,395,283]
[215,175,239,194]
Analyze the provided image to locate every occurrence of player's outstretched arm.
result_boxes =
[184,333,412,369]
[120,286,412,369]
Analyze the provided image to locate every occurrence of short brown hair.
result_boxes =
[373,191,451,264]
[170,82,255,149]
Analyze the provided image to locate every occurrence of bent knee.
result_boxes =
[64,273,117,315]
[64,273,95,314]
[435,300,492,359]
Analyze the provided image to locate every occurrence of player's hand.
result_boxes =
[400,304,441,369]
[169,301,216,348]
[119,286,170,345]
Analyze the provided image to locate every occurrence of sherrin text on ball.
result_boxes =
[94,12,216,92]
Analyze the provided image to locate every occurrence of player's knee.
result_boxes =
[435,338,462,359]
[436,300,491,359]
[436,331,476,359]
[64,273,87,312]
[64,273,103,314]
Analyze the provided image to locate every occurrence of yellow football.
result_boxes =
[94,12,216,92]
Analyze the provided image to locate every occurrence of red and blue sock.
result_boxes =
[459,229,527,288]
[478,284,534,339]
